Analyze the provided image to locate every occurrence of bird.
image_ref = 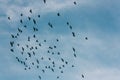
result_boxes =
[57,13,60,16]
[37,65,39,68]
[42,69,45,73]
[51,68,54,72]
[33,51,35,56]
[33,27,38,32]
[54,46,56,48]
[67,22,69,25]
[85,37,88,40]
[74,53,77,58]
[59,67,62,69]
[38,75,41,79]
[48,22,53,28]
[20,19,23,24]
[48,58,51,60]
[69,25,72,30]
[24,25,27,28]
[26,45,29,48]
[17,43,20,46]
[57,76,59,79]
[61,58,64,62]
[21,52,24,55]
[35,46,37,49]
[10,41,14,47]
[28,16,31,20]
[11,34,14,38]
[36,40,39,42]
[57,52,60,55]
[72,65,74,67]
[72,32,75,37]
[10,49,14,52]
[56,39,59,42]
[39,43,41,46]
[43,0,46,4]
[20,13,23,16]
[44,40,46,42]
[36,59,39,64]
[62,65,65,67]
[28,36,30,41]
[27,52,31,57]
[47,50,50,53]
[38,15,40,18]
[82,74,84,78]
[32,62,34,65]
[8,17,11,20]
[22,47,24,51]
[17,33,19,36]
[33,34,36,38]
[18,28,22,33]
[52,52,54,55]
[33,19,36,24]
[29,9,32,13]
[49,46,53,49]
[65,61,68,64]
[24,68,27,70]
[74,1,77,5]
[61,70,63,73]
[72,47,75,52]
[41,57,44,60]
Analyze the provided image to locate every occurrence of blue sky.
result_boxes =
[0,0,120,80]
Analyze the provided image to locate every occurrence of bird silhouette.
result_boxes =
[85,37,88,40]
[48,22,53,28]
[29,9,32,13]
[38,75,41,79]
[72,32,75,37]
[74,1,77,5]
[10,49,14,52]
[10,41,14,47]
[67,22,69,25]
[20,13,23,16]
[82,74,84,78]
[11,34,14,38]
[38,15,40,18]
[43,0,46,4]
[8,17,11,20]
[28,16,31,20]
[57,13,60,16]
[33,19,36,24]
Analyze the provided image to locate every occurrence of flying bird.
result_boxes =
[33,19,36,24]
[82,74,84,78]
[72,32,75,37]
[10,41,14,47]
[28,16,31,20]
[29,9,32,13]
[74,1,77,5]
[10,49,14,52]
[20,13,23,16]
[72,47,75,52]
[38,75,41,79]
[57,13,60,16]
[8,17,11,20]
[38,15,40,18]
[43,0,46,4]
[85,37,88,40]
[69,25,72,30]
[67,22,69,25]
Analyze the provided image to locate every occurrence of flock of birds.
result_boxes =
[8,0,87,80]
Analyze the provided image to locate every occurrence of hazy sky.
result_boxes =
[0,0,120,80]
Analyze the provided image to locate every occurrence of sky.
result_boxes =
[0,0,120,80]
